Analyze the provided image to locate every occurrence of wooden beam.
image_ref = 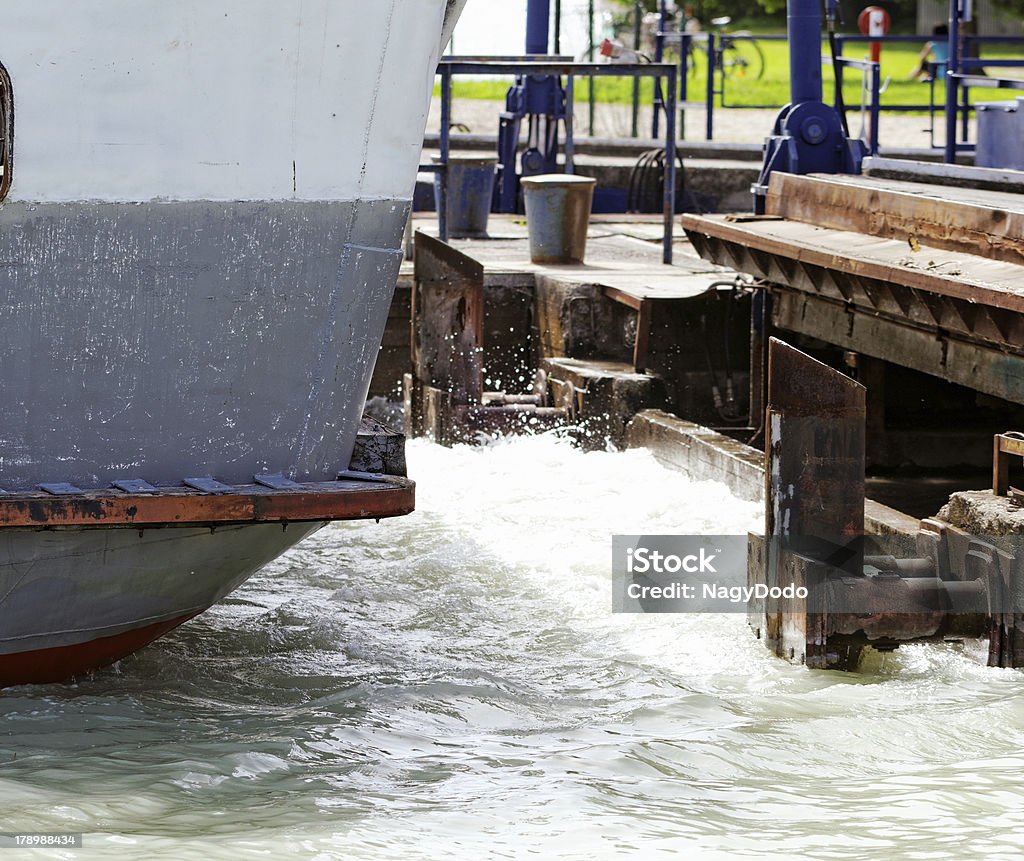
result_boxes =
[412,232,485,404]
[765,172,1024,266]
[680,214,1024,315]
[772,288,1024,405]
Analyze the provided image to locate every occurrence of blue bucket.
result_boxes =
[433,155,497,238]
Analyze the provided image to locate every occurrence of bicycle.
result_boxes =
[685,17,765,81]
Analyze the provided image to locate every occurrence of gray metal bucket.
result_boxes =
[521,174,596,264]
[433,155,497,238]
[976,98,1024,170]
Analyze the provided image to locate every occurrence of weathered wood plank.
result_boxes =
[772,288,1024,404]
[412,232,485,404]
[765,340,866,668]
[765,172,1024,265]
[680,213,1024,313]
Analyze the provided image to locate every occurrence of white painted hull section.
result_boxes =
[4,0,447,202]
[0,0,462,683]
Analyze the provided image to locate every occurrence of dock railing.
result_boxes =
[427,57,678,264]
[654,27,1024,154]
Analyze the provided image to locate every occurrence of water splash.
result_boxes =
[0,436,1020,860]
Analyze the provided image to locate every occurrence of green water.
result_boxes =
[3,436,1023,860]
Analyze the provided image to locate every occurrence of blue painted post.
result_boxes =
[789,0,823,103]
[632,2,642,137]
[680,33,690,140]
[439,66,451,243]
[651,0,668,139]
[526,0,551,53]
[587,0,595,135]
[565,76,575,173]
[944,0,960,163]
[705,32,715,140]
[664,66,677,264]
[869,62,881,155]
[960,73,970,142]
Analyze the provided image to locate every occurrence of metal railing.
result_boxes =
[832,55,882,156]
[659,31,879,147]
[940,13,1024,162]
[655,28,1024,153]
[427,57,679,264]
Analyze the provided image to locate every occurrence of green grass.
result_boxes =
[436,37,1024,115]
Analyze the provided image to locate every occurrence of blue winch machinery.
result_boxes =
[495,0,567,212]
[500,0,867,214]
[753,0,866,211]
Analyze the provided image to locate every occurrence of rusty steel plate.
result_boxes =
[0,477,415,528]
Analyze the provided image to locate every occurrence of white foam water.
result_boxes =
[1,435,1022,859]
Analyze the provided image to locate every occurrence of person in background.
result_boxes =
[683,4,701,34]
[909,24,950,81]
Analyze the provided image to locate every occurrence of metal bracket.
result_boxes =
[38,483,83,496]
[183,477,234,495]
[111,479,159,494]
[254,473,301,490]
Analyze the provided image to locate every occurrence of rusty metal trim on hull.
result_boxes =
[1,611,199,688]
[0,477,414,528]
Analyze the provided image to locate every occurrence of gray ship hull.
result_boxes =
[0,522,323,686]
[0,0,463,686]
[0,200,407,489]
[0,200,407,685]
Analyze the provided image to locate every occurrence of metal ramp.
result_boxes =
[680,171,1024,406]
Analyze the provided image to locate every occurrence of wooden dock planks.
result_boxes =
[679,212,1024,313]
[765,172,1024,266]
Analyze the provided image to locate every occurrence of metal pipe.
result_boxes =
[439,66,451,243]
[705,33,715,140]
[870,62,881,155]
[651,0,668,139]
[788,0,824,103]
[656,0,667,62]
[680,33,689,140]
[944,0,960,163]
[632,2,641,138]
[565,75,575,173]
[960,74,970,142]
[864,556,934,577]
[526,0,551,54]
[587,0,595,135]
[663,66,676,265]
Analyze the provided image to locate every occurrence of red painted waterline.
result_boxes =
[0,612,198,688]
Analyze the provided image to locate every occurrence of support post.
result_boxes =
[587,0,595,135]
[764,338,866,668]
[526,0,551,54]
[679,33,689,140]
[411,232,485,434]
[869,61,881,156]
[631,2,641,138]
[705,33,715,141]
[439,67,452,243]
[663,66,676,264]
[944,0,961,163]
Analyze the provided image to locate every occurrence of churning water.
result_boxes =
[3,435,1024,860]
